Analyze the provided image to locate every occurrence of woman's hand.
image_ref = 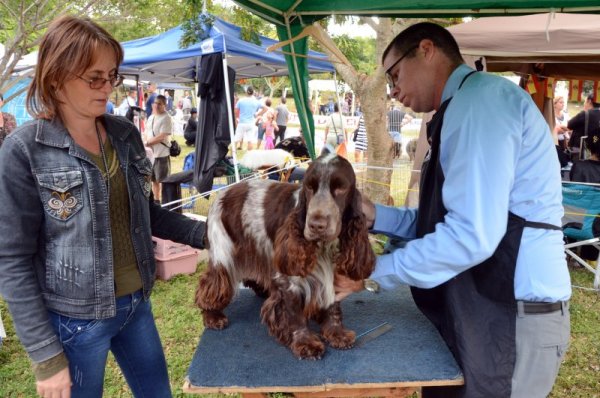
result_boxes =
[36,367,71,398]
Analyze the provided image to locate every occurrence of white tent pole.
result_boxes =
[333,71,345,132]
[221,53,240,182]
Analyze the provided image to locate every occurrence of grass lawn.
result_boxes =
[1,267,598,397]
[1,134,599,397]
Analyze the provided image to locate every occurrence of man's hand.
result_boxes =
[36,367,71,398]
[361,195,375,229]
[335,273,365,301]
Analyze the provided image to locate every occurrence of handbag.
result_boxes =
[352,127,359,142]
[152,116,181,157]
[162,140,181,157]
[331,115,344,145]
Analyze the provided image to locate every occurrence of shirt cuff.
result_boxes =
[370,253,405,291]
[32,352,68,381]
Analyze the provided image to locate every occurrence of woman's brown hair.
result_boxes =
[27,15,123,120]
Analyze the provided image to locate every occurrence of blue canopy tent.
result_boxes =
[120,15,334,82]
[121,15,335,194]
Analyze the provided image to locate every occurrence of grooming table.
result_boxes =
[183,286,463,397]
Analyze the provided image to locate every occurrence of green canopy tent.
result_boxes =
[232,0,600,159]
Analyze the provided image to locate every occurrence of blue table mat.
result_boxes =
[187,285,463,388]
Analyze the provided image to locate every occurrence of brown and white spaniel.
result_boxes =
[195,153,375,359]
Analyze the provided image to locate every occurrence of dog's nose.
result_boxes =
[308,216,328,234]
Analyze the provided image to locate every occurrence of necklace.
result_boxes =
[95,122,110,191]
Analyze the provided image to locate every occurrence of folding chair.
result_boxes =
[562,182,600,291]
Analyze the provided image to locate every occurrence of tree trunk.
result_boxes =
[310,19,396,203]
[355,75,393,204]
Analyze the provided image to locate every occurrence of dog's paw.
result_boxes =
[202,310,229,330]
[291,331,325,360]
[324,328,356,350]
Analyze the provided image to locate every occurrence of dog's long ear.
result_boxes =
[336,189,376,280]
[274,190,318,277]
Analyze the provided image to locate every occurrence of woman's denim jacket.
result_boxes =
[0,115,205,363]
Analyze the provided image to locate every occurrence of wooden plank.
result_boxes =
[293,387,418,398]
[182,380,462,395]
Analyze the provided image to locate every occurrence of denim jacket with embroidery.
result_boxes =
[0,114,205,363]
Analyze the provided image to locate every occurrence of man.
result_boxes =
[105,99,114,114]
[117,87,138,116]
[144,95,173,202]
[234,86,263,150]
[145,82,157,117]
[567,94,600,161]
[184,107,198,146]
[335,22,570,398]
[387,99,406,158]
[274,96,290,144]
[182,90,193,120]
[164,90,174,112]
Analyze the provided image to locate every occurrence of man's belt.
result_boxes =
[520,301,566,314]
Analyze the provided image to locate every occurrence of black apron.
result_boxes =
[414,72,561,398]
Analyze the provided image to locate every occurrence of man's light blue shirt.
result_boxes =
[371,64,571,302]
[236,96,262,124]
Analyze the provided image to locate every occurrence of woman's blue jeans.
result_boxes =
[48,290,172,397]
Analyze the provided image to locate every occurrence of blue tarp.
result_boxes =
[1,78,32,126]
[120,15,334,83]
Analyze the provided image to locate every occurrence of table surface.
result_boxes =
[184,285,463,395]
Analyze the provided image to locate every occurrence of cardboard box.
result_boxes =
[155,251,199,280]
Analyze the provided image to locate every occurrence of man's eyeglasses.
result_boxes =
[75,73,124,89]
[385,45,418,88]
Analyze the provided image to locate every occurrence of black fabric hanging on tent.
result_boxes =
[193,52,236,194]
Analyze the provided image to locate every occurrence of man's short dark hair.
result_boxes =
[587,94,600,108]
[156,94,166,104]
[246,86,254,95]
[383,22,464,66]
[280,97,286,104]
[586,133,600,157]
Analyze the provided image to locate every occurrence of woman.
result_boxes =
[256,97,273,149]
[0,16,206,397]
[0,92,17,147]
[353,114,368,163]
[553,95,570,150]
[323,102,344,149]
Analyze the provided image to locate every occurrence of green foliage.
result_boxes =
[94,0,190,42]
[330,34,377,74]
[179,13,215,48]
[178,0,275,49]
